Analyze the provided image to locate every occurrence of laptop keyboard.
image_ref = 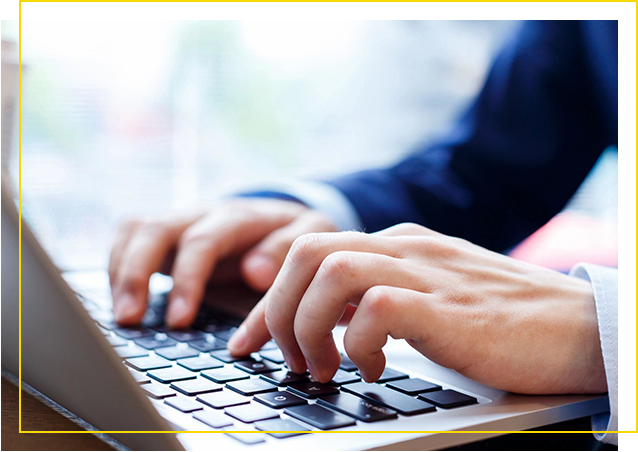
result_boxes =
[80,290,480,445]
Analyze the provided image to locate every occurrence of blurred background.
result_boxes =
[1,20,617,271]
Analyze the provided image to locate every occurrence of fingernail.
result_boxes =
[246,254,277,280]
[166,296,190,328]
[227,324,247,352]
[113,293,138,324]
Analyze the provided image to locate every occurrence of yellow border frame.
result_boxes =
[18,15,638,434]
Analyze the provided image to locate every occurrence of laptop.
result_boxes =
[1,179,610,450]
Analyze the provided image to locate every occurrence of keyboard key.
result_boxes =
[225,403,279,423]
[106,335,127,347]
[114,327,155,340]
[284,404,356,430]
[327,369,361,386]
[342,382,436,416]
[126,355,172,372]
[166,330,205,342]
[385,378,442,396]
[227,378,278,396]
[148,367,197,383]
[141,382,176,399]
[259,349,284,364]
[210,349,250,363]
[211,327,237,342]
[260,370,309,387]
[357,367,409,383]
[155,346,199,360]
[129,369,151,384]
[197,390,250,409]
[177,355,224,372]
[164,396,204,413]
[287,381,339,399]
[234,359,281,374]
[134,336,177,350]
[115,346,149,359]
[254,391,307,409]
[188,337,227,352]
[202,367,250,384]
[223,429,266,445]
[254,419,310,438]
[193,411,234,429]
[317,393,398,422]
[170,378,223,396]
[417,389,478,409]
[260,340,278,350]
[339,354,358,372]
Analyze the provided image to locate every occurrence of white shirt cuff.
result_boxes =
[569,263,618,446]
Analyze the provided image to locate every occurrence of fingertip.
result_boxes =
[227,324,249,355]
[165,296,196,329]
[113,293,145,325]
[241,253,278,292]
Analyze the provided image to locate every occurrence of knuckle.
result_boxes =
[318,251,353,281]
[392,222,426,236]
[288,233,325,263]
[361,286,393,316]
[138,219,170,240]
[179,227,210,248]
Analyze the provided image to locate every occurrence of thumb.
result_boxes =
[227,297,270,356]
[240,211,336,292]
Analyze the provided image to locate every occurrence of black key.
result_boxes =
[115,346,149,359]
[129,369,151,384]
[259,349,284,364]
[254,391,306,409]
[284,404,356,430]
[210,349,251,363]
[177,355,224,372]
[106,335,127,347]
[223,430,266,445]
[227,378,278,396]
[170,378,223,396]
[155,346,199,360]
[197,390,250,409]
[202,367,250,384]
[126,355,172,372]
[417,389,478,409]
[341,382,436,416]
[225,403,279,423]
[166,330,205,342]
[141,383,176,399]
[148,367,197,383]
[287,381,339,399]
[260,370,309,387]
[193,411,234,429]
[327,369,361,386]
[211,327,237,342]
[255,418,310,438]
[234,359,281,374]
[356,368,409,383]
[164,396,204,413]
[134,336,177,350]
[339,354,358,372]
[189,337,227,352]
[386,378,442,396]
[114,327,155,340]
[317,393,398,422]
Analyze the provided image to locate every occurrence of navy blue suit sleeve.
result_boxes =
[328,20,617,251]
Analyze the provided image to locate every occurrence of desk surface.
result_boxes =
[1,377,113,451]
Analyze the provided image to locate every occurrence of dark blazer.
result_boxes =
[328,20,618,252]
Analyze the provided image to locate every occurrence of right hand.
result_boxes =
[108,198,337,331]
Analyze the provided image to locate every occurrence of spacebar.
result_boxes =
[341,382,436,416]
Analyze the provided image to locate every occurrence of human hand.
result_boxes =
[228,223,606,395]
[109,198,336,329]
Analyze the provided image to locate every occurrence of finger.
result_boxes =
[226,298,271,356]
[343,285,438,382]
[166,211,299,329]
[264,231,405,374]
[113,222,186,325]
[295,251,420,382]
[240,211,336,292]
[108,219,141,290]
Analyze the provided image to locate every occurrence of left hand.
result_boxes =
[227,223,606,395]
